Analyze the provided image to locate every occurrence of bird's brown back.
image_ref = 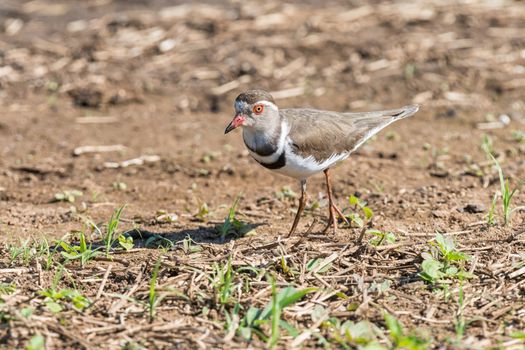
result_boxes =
[283,106,417,162]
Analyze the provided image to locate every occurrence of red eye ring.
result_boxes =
[253,104,264,114]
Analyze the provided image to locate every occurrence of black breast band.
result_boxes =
[255,151,286,169]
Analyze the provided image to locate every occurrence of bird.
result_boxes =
[224,89,419,236]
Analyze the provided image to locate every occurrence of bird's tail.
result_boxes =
[346,104,420,154]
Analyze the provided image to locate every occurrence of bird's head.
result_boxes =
[224,90,279,134]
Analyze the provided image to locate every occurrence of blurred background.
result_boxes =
[0,0,523,235]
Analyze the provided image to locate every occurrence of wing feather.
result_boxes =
[283,105,418,162]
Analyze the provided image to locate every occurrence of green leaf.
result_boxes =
[510,331,525,339]
[347,212,364,228]
[45,301,62,314]
[446,251,469,262]
[260,287,316,320]
[238,326,252,340]
[361,342,388,350]
[349,195,360,206]
[384,313,404,341]
[279,320,299,337]
[306,258,332,274]
[21,307,33,318]
[362,206,374,220]
[26,334,45,350]
[118,235,134,251]
[421,259,444,280]
[268,277,280,349]
[343,320,376,343]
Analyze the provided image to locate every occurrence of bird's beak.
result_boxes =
[224,114,246,134]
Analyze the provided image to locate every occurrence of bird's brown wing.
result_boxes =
[282,105,418,162]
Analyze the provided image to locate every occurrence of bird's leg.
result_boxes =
[322,169,349,234]
[288,180,307,237]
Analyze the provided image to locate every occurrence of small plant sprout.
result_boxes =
[7,239,34,266]
[0,283,15,296]
[181,236,202,254]
[454,283,467,342]
[156,210,178,223]
[39,266,91,313]
[228,283,316,343]
[218,196,254,241]
[148,258,164,322]
[486,192,498,226]
[59,231,99,268]
[194,202,210,222]
[53,190,83,203]
[489,154,518,226]
[112,181,127,191]
[512,130,525,143]
[104,205,126,257]
[384,313,430,349]
[26,334,45,350]
[212,256,235,306]
[481,134,494,158]
[276,186,297,201]
[345,195,374,228]
[419,233,473,285]
[117,234,134,251]
[367,229,396,246]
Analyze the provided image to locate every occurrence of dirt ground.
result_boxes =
[0,0,524,349]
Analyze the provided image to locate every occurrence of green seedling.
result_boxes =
[276,186,297,201]
[36,238,56,270]
[201,151,221,163]
[453,284,466,342]
[148,258,164,322]
[489,154,518,225]
[345,195,374,228]
[104,205,126,257]
[218,197,253,241]
[7,239,34,266]
[510,331,525,339]
[487,192,498,226]
[156,210,178,223]
[59,231,99,268]
[144,235,174,250]
[26,334,45,350]
[118,235,134,251]
[306,257,333,274]
[39,266,90,313]
[367,229,396,246]
[53,190,83,203]
[481,134,494,159]
[419,233,473,285]
[229,284,316,343]
[194,202,210,222]
[512,130,525,143]
[268,276,281,349]
[0,283,15,299]
[181,236,202,254]
[112,182,127,191]
[384,313,430,350]
[212,256,235,306]
[331,319,385,349]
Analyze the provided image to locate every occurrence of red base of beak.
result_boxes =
[224,115,246,134]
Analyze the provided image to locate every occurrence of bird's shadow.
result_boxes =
[109,221,265,249]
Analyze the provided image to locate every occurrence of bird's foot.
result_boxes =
[321,202,349,234]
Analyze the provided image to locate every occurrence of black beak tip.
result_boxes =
[224,122,235,134]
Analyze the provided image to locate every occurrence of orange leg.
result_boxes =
[288,180,307,236]
[322,169,349,234]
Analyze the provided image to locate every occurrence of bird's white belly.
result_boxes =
[274,145,349,180]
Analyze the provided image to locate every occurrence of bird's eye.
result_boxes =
[253,104,264,114]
